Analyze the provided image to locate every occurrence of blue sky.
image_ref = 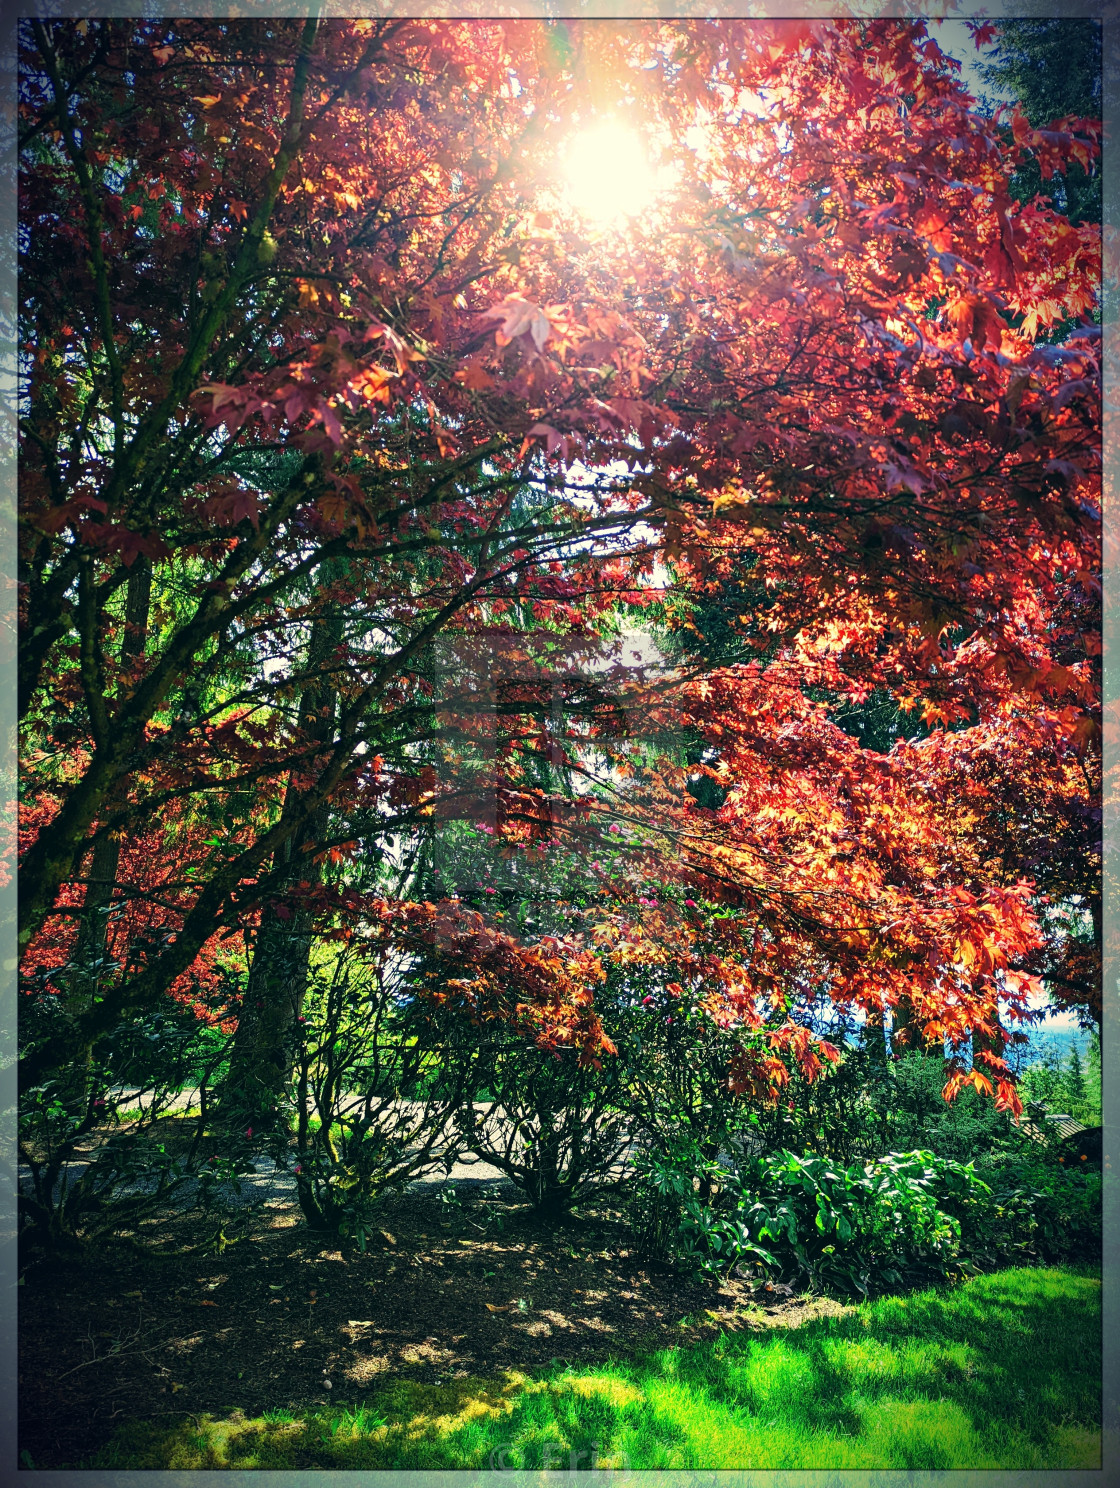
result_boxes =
[933,17,1010,110]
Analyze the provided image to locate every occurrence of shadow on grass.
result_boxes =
[82,1265,1101,1471]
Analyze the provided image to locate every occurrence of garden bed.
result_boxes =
[19,1193,1100,1472]
[19,1182,846,1470]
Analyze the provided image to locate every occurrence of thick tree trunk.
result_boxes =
[1089,889,1103,1043]
[71,561,152,979]
[219,803,330,1134]
[891,995,943,1059]
[524,1117,575,1223]
[864,1007,888,1067]
[58,561,152,1109]
[218,597,344,1133]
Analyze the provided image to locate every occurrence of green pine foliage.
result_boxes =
[979,20,1101,227]
[1018,1036,1101,1127]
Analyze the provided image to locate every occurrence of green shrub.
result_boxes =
[948,1156,1101,1268]
[676,1149,985,1296]
[290,946,470,1243]
[883,1055,1033,1163]
[627,1132,711,1260]
[18,1004,240,1249]
[736,1047,1042,1167]
[654,1142,1101,1298]
[740,1043,892,1163]
[456,1034,630,1222]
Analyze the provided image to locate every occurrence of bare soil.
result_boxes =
[18,1183,850,1470]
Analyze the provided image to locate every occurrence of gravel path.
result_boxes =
[18,1148,517,1213]
[19,1090,653,1213]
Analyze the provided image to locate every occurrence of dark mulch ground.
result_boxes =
[18,1184,846,1470]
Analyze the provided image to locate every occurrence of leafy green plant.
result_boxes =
[656,1136,1101,1298]
[670,1149,991,1296]
[948,1156,1101,1268]
[627,1132,714,1260]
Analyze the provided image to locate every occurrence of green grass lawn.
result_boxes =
[82,1265,1101,1471]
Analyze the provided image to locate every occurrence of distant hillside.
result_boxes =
[1009,1023,1096,1073]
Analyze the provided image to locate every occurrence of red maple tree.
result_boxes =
[19,18,1099,1116]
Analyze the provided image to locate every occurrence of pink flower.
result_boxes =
[685,899,697,908]
[245,1126,253,1139]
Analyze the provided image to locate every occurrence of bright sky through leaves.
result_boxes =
[561,119,670,224]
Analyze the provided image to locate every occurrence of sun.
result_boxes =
[560,120,668,226]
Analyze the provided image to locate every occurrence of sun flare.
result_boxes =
[561,120,668,225]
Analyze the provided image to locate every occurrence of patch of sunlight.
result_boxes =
[725,1336,820,1413]
[382,1373,533,1439]
[636,1376,763,1467]
[567,1375,643,1409]
[821,1334,977,1391]
[845,1397,993,1471]
[614,1387,815,1472]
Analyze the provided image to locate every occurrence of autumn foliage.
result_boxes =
[19,17,1099,1123]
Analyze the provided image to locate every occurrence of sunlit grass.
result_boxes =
[79,1266,1100,1470]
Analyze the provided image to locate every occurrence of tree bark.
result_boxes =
[56,560,152,1109]
[864,1006,888,1067]
[217,594,344,1133]
[70,560,152,993]
[891,994,943,1059]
